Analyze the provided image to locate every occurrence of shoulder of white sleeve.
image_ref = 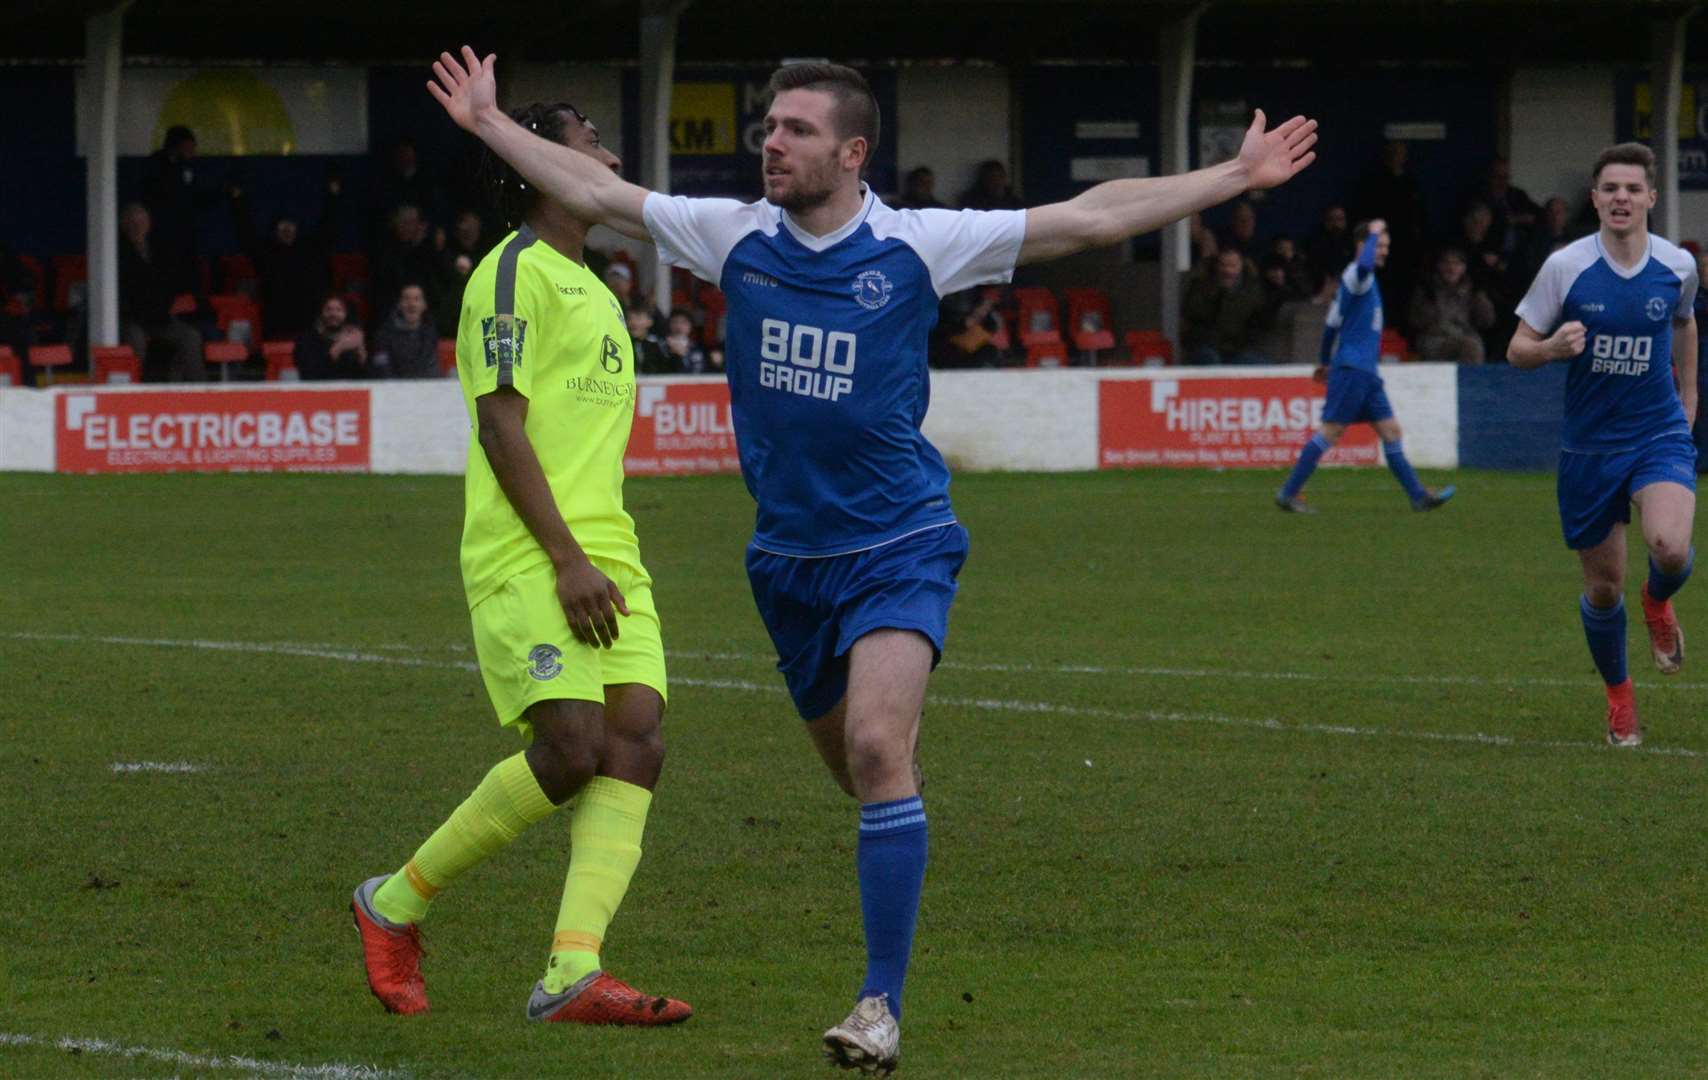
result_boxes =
[1652,235,1698,283]
[868,204,1026,297]
[641,193,774,282]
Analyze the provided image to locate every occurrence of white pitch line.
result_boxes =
[110,761,203,774]
[0,1031,401,1079]
[16,630,1696,694]
[6,631,1702,760]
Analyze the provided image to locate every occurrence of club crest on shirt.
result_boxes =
[1646,296,1670,322]
[527,643,563,681]
[482,315,527,370]
[853,269,893,311]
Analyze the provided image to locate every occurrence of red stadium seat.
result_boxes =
[52,255,87,313]
[92,344,142,384]
[262,340,298,381]
[220,253,259,295]
[169,293,197,317]
[15,254,47,310]
[1380,328,1412,363]
[29,343,74,385]
[331,252,369,294]
[204,340,248,381]
[209,293,262,345]
[1065,287,1117,360]
[438,338,457,376]
[1124,329,1175,367]
[1025,340,1068,368]
[0,345,20,386]
[1013,286,1064,349]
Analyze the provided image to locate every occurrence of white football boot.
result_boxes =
[823,994,900,1075]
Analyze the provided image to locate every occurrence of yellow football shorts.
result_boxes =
[469,556,668,737]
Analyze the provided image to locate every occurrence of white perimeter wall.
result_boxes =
[0,365,1459,475]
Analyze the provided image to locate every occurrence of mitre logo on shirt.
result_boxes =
[481,315,526,370]
[742,270,780,288]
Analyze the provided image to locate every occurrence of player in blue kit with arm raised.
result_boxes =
[1275,217,1455,513]
[1508,142,1699,747]
[430,46,1316,1073]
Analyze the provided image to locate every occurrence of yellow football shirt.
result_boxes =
[456,228,641,607]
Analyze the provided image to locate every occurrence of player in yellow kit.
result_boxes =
[350,100,689,1026]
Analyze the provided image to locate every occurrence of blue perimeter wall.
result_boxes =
[1456,364,1567,472]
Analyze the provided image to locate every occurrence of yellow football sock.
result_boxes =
[372,752,558,926]
[541,776,652,992]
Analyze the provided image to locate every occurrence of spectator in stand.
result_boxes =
[1451,200,1518,356]
[1217,200,1259,255]
[374,136,446,232]
[1515,194,1575,285]
[1465,156,1540,257]
[229,174,342,340]
[1267,235,1316,299]
[142,125,220,295]
[625,306,671,374]
[958,159,1022,210]
[891,166,945,210]
[1183,248,1267,365]
[933,287,1004,369]
[1354,141,1427,321]
[371,203,440,327]
[295,294,368,380]
[0,241,39,383]
[1407,247,1495,363]
[118,203,205,382]
[628,304,672,370]
[602,261,664,326]
[1188,211,1220,263]
[1306,203,1354,297]
[434,208,488,336]
[663,308,710,373]
[370,283,439,378]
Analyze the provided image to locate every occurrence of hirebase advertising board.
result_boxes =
[56,387,370,473]
[1098,375,1380,469]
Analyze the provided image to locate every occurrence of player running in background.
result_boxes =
[1508,142,1698,747]
[430,46,1315,1073]
[1275,218,1456,513]
[351,100,690,1026]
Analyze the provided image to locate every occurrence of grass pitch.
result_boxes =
[2,467,1704,1079]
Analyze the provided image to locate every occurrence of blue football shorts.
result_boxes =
[1321,367,1394,426]
[1557,432,1697,550]
[744,523,970,720]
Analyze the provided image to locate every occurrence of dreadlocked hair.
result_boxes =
[482,101,589,231]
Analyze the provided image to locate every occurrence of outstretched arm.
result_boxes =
[428,47,652,240]
[1017,110,1318,265]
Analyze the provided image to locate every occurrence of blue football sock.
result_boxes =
[1383,439,1427,503]
[1647,548,1694,603]
[1579,595,1628,686]
[1281,433,1331,499]
[856,796,928,1020]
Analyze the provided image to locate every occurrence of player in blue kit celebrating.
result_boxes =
[1508,142,1698,747]
[1275,218,1455,513]
[430,46,1316,1072]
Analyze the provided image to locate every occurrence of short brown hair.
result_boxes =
[766,63,880,165]
[1593,142,1656,186]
